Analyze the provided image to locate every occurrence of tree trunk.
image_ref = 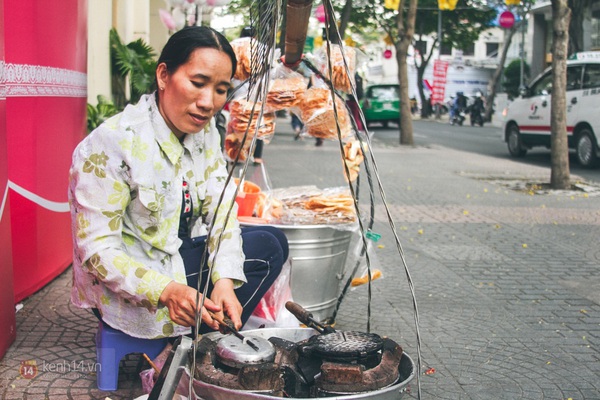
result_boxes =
[338,0,353,40]
[325,0,353,44]
[550,0,571,189]
[396,0,418,145]
[484,25,518,123]
[415,34,435,118]
[568,0,590,55]
[416,65,429,117]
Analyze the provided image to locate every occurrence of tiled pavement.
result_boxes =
[1,117,599,399]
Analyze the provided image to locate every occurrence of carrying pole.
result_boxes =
[283,0,313,68]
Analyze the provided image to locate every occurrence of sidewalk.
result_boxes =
[1,116,599,399]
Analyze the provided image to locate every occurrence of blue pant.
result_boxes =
[178,226,288,332]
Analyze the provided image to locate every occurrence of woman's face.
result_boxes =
[156,47,232,139]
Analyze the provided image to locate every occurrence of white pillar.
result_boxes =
[149,0,170,55]
[87,0,113,104]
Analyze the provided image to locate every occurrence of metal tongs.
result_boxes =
[285,301,336,334]
[209,311,260,351]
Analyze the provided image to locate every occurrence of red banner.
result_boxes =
[4,0,88,302]
[431,59,449,106]
[0,0,17,361]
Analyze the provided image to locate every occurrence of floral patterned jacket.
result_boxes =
[69,93,245,339]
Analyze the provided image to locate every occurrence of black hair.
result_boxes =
[157,26,237,79]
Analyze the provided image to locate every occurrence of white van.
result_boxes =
[501,52,600,168]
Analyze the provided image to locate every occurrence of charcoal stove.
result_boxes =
[191,328,414,400]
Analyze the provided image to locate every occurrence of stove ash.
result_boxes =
[193,330,404,398]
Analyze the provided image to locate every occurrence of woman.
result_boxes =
[69,26,287,339]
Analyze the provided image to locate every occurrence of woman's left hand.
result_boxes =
[211,278,243,330]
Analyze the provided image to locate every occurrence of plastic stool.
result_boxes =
[96,320,169,391]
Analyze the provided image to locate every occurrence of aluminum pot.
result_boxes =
[240,223,356,323]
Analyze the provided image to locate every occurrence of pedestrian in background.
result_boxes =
[292,112,303,140]
[345,72,364,133]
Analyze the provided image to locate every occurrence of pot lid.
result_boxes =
[216,335,276,368]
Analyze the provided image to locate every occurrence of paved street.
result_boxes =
[1,116,599,399]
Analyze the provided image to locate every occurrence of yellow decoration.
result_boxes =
[383,34,394,45]
[384,0,400,10]
[505,0,520,5]
[438,0,458,10]
[345,36,355,47]
[314,35,323,48]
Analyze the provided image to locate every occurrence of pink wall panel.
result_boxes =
[0,0,17,361]
[4,0,88,303]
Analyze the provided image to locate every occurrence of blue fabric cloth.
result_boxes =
[178,225,288,332]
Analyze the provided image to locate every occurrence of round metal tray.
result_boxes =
[191,328,415,400]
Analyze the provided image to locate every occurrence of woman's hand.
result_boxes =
[210,278,243,330]
[159,281,221,330]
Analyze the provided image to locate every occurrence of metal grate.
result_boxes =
[305,331,383,360]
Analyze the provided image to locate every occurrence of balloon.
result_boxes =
[315,4,325,23]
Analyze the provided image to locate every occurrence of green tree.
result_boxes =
[502,58,530,100]
[483,0,536,123]
[347,0,495,119]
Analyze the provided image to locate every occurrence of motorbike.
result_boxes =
[450,107,467,126]
[469,107,484,127]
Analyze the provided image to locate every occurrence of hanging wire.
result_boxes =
[184,0,422,398]
[187,1,282,397]
[320,0,423,397]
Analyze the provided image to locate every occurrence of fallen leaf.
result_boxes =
[522,244,528,248]
[463,210,469,215]
[425,367,436,375]
[417,229,424,235]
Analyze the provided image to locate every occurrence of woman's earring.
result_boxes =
[160,86,165,90]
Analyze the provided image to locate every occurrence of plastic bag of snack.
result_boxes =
[342,139,366,182]
[316,44,356,93]
[264,64,308,113]
[227,97,276,144]
[300,79,352,140]
[224,132,251,162]
[345,230,384,290]
[230,37,255,81]
[230,37,277,83]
